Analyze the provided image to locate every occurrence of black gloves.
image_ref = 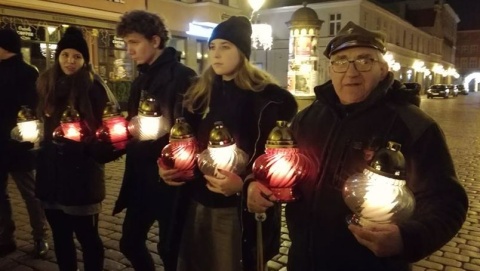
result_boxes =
[87,141,126,164]
[52,137,125,164]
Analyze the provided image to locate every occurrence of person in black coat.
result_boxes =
[159,16,298,271]
[247,21,468,271]
[35,26,121,271]
[112,10,197,271]
[0,28,49,258]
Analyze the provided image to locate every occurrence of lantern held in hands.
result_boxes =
[52,106,84,142]
[342,141,415,226]
[252,120,315,202]
[11,105,43,145]
[96,102,129,149]
[159,117,198,180]
[197,121,248,177]
[128,96,170,141]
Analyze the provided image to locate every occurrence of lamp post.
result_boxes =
[159,117,198,180]
[128,96,170,141]
[249,0,273,51]
[342,141,415,226]
[197,121,248,177]
[96,102,129,149]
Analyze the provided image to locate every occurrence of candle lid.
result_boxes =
[208,121,234,147]
[102,102,121,118]
[17,105,36,122]
[60,106,81,123]
[265,120,296,148]
[170,117,195,140]
[138,96,160,116]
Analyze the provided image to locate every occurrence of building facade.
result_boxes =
[456,30,480,91]
[1,0,248,107]
[252,0,460,99]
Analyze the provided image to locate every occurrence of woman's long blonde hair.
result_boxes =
[183,54,279,113]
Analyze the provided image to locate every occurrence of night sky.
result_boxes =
[374,0,480,30]
[445,0,480,30]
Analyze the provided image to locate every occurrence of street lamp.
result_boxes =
[342,141,415,226]
[249,0,273,50]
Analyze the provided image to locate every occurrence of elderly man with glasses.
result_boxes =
[246,21,467,271]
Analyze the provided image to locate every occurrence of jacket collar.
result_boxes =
[137,47,178,73]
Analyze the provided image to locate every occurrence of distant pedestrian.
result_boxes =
[0,28,49,258]
[35,26,122,271]
[113,10,197,271]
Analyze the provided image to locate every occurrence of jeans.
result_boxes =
[45,209,104,271]
[0,165,47,245]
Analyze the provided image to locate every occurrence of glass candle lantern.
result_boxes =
[342,141,415,226]
[96,102,129,149]
[128,96,170,141]
[252,120,316,202]
[197,121,248,177]
[11,105,43,144]
[159,117,198,180]
[52,106,84,142]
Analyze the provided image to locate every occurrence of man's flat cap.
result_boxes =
[324,21,386,58]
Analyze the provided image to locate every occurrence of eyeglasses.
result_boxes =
[330,58,379,73]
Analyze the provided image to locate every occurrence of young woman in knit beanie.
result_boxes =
[159,16,298,271]
[35,26,122,271]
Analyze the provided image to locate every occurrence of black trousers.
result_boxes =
[45,209,104,271]
[119,189,186,271]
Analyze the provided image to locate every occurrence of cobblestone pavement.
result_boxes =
[1,93,480,271]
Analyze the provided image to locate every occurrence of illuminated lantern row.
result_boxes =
[159,117,198,181]
[343,141,415,226]
[11,105,43,145]
[96,102,129,150]
[197,121,249,177]
[52,106,84,142]
[252,120,315,202]
[128,96,170,141]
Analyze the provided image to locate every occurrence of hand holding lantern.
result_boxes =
[128,96,170,141]
[52,106,84,142]
[342,141,415,226]
[159,117,198,181]
[252,120,315,202]
[11,105,43,146]
[197,121,248,177]
[96,102,129,149]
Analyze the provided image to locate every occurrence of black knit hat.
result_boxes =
[324,21,386,58]
[55,26,90,63]
[0,28,21,54]
[209,16,252,59]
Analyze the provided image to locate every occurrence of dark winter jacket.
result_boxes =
[35,76,113,206]
[0,54,38,171]
[182,77,298,270]
[285,72,468,271]
[113,47,197,215]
